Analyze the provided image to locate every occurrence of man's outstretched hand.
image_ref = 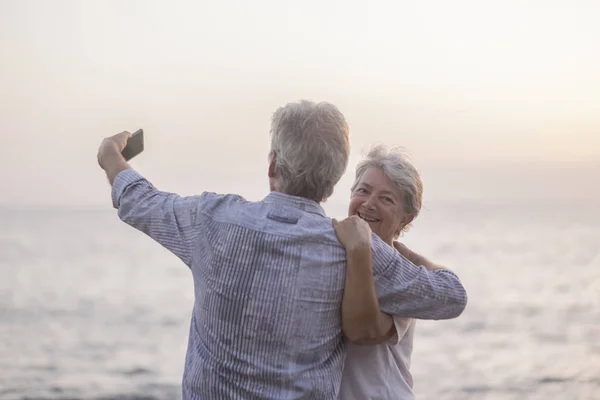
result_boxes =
[97,131,132,185]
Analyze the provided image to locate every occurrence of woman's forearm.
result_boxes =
[342,243,396,344]
[351,312,396,345]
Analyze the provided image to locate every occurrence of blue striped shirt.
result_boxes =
[111,169,467,399]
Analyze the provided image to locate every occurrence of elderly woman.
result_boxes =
[334,145,449,400]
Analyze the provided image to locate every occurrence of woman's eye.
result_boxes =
[382,196,394,204]
[356,188,367,194]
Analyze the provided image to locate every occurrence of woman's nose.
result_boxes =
[362,197,376,210]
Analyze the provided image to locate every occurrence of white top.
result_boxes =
[338,317,416,400]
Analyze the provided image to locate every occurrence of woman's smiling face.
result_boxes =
[348,166,411,244]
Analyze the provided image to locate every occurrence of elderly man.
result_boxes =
[97,100,467,399]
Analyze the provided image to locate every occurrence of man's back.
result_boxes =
[183,191,346,398]
[111,170,466,399]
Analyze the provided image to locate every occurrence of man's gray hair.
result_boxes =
[352,144,423,230]
[270,100,350,202]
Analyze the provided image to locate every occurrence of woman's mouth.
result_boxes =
[357,212,380,223]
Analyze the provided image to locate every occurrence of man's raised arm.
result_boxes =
[97,131,202,267]
[370,234,468,320]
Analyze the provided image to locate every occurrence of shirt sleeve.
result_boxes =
[383,317,413,346]
[370,234,468,320]
[111,169,208,267]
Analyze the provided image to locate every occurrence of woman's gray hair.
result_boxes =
[351,144,423,232]
[270,100,350,202]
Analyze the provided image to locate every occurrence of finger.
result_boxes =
[394,241,407,252]
[110,131,130,142]
[117,130,132,139]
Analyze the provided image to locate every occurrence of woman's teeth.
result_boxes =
[358,213,379,223]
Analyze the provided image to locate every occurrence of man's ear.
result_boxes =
[268,151,277,178]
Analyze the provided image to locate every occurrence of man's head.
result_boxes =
[268,100,350,203]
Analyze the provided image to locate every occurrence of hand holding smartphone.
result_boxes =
[121,129,144,161]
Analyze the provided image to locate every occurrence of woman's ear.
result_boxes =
[403,214,416,228]
[396,214,416,237]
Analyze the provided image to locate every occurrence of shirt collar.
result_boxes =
[263,191,327,218]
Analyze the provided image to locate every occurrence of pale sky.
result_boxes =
[1,0,599,207]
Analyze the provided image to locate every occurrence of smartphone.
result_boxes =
[121,129,144,161]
